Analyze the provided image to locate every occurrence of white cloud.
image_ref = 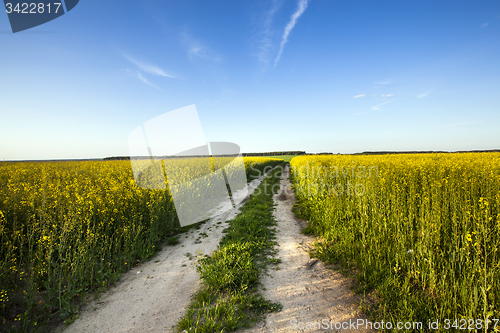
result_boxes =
[440,121,478,128]
[370,100,392,111]
[274,0,309,67]
[354,94,365,98]
[481,23,489,28]
[137,72,162,90]
[182,30,221,62]
[123,54,175,78]
[354,100,394,115]
[375,80,390,85]
[418,92,429,98]
[188,46,221,62]
[256,0,283,65]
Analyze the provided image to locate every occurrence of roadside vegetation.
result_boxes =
[291,153,500,331]
[0,157,282,332]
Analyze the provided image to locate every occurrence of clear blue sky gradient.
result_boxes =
[1,0,499,160]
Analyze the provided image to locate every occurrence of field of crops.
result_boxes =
[290,153,500,327]
[0,156,282,331]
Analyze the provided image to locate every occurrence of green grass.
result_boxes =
[165,236,180,246]
[176,163,285,333]
[261,155,298,162]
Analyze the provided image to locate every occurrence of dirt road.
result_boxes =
[58,173,271,333]
[59,165,372,333]
[250,165,373,332]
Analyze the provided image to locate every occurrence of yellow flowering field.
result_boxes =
[291,153,500,328]
[0,157,281,330]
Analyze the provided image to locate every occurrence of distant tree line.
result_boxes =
[242,151,306,157]
[104,151,306,160]
[103,156,132,160]
[104,149,500,160]
[353,149,500,155]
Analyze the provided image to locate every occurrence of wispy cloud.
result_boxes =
[418,92,429,98]
[375,80,390,85]
[137,72,162,90]
[122,53,175,89]
[123,54,175,78]
[370,100,393,111]
[381,94,394,97]
[274,0,309,67]
[188,46,221,62]
[182,29,221,62]
[354,100,394,116]
[354,94,365,98]
[481,22,489,28]
[255,0,282,65]
[440,121,478,128]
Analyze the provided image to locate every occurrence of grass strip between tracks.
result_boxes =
[177,163,285,333]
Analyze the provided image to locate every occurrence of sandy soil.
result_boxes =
[249,165,373,333]
[57,171,272,333]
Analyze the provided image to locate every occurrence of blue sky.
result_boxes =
[1,0,499,160]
